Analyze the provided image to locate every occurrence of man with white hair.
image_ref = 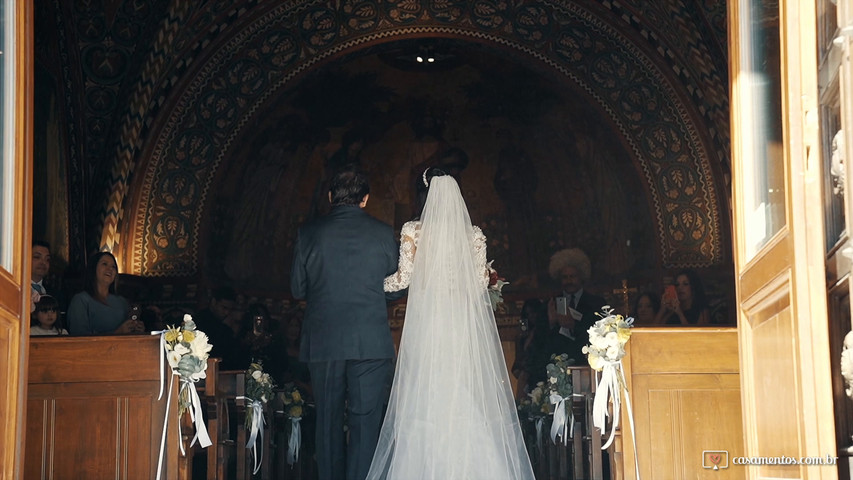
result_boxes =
[547,248,607,366]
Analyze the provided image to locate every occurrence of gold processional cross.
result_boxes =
[612,279,638,315]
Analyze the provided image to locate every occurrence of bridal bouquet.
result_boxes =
[545,353,575,444]
[486,260,508,310]
[280,383,306,465]
[582,306,635,450]
[243,362,275,474]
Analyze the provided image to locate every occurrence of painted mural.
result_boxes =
[205,46,655,295]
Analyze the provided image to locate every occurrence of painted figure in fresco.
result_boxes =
[291,168,399,480]
[493,129,540,284]
[368,168,534,480]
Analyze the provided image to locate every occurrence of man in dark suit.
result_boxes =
[291,168,399,480]
[547,248,607,366]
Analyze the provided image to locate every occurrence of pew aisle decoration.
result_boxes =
[486,260,508,311]
[281,383,306,465]
[582,306,640,479]
[153,315,213,480]
[243,362,275,475]
[517,381,551,454]
[545,353,575,445]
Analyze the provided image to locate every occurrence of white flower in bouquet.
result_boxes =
[189,330,212,361]
[167,351,182,368]
[174,343,190,355]
[582,305,634,371]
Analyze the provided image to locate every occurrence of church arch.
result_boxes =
[107,1,725,278]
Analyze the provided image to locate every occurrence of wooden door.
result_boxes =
[730,0,838,478]
[824,0,853,477]
[0,1,33,479]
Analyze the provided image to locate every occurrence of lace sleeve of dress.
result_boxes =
[384,222,420,292]
[473,225,489,290]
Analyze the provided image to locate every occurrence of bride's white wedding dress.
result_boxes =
[366,176,535,480]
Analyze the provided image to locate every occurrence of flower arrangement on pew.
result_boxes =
[153,314,213,479]
[581,306,636,452]
[244,361,275,475]
[486,261,509,311]
[280,383,306,465]
[517,381,552,454]
[545,353,575,445]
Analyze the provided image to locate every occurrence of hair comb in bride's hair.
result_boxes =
[422,167,447,188]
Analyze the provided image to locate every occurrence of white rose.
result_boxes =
[183,313,193,323]
[252,370,263,381]
[606,345,620,360]
[174,343,190,355]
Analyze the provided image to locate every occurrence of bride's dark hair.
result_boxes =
[423,166,447,187]
[414,167,448,219]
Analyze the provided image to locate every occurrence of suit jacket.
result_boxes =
[551,290,608,366]
[291,205,399,362]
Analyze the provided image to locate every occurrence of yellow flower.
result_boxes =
[617,327,632,344]
[164,328,179,343]
[182,330,195,342]
[588,352,604,371]
[289,406,303,418]
[292,391,302,403]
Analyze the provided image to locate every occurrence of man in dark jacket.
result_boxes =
[291,167,399,480]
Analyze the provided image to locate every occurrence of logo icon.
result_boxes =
[703,450,729,470]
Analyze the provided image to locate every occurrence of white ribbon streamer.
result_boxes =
[592,360,641,480]
[287,417,302,465]
[237,396,265,475]
[185,380,213,449]
[549,393,570,445]
[152,329,212,480]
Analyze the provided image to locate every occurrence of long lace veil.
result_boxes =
[367,176,534,479]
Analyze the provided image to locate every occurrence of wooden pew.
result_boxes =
[618,328,743,479]
[25,335,181,479]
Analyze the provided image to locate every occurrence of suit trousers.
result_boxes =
[309,358,393,480]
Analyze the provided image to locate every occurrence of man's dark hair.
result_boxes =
[33,240,51,251]
[329,168,370,206]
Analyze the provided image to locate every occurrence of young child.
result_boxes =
[31,295,68,336]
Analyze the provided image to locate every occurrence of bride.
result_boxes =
[366,168,535,479]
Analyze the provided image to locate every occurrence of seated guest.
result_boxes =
[67,252,144,335]
[30,240,61,313]
[546,248,607,366]
[272,308,312,399]
[30,295,68,336]
[512,298,553,398]
[656,269,711,325]
[194,286,248,370]
[631,292,660,326]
